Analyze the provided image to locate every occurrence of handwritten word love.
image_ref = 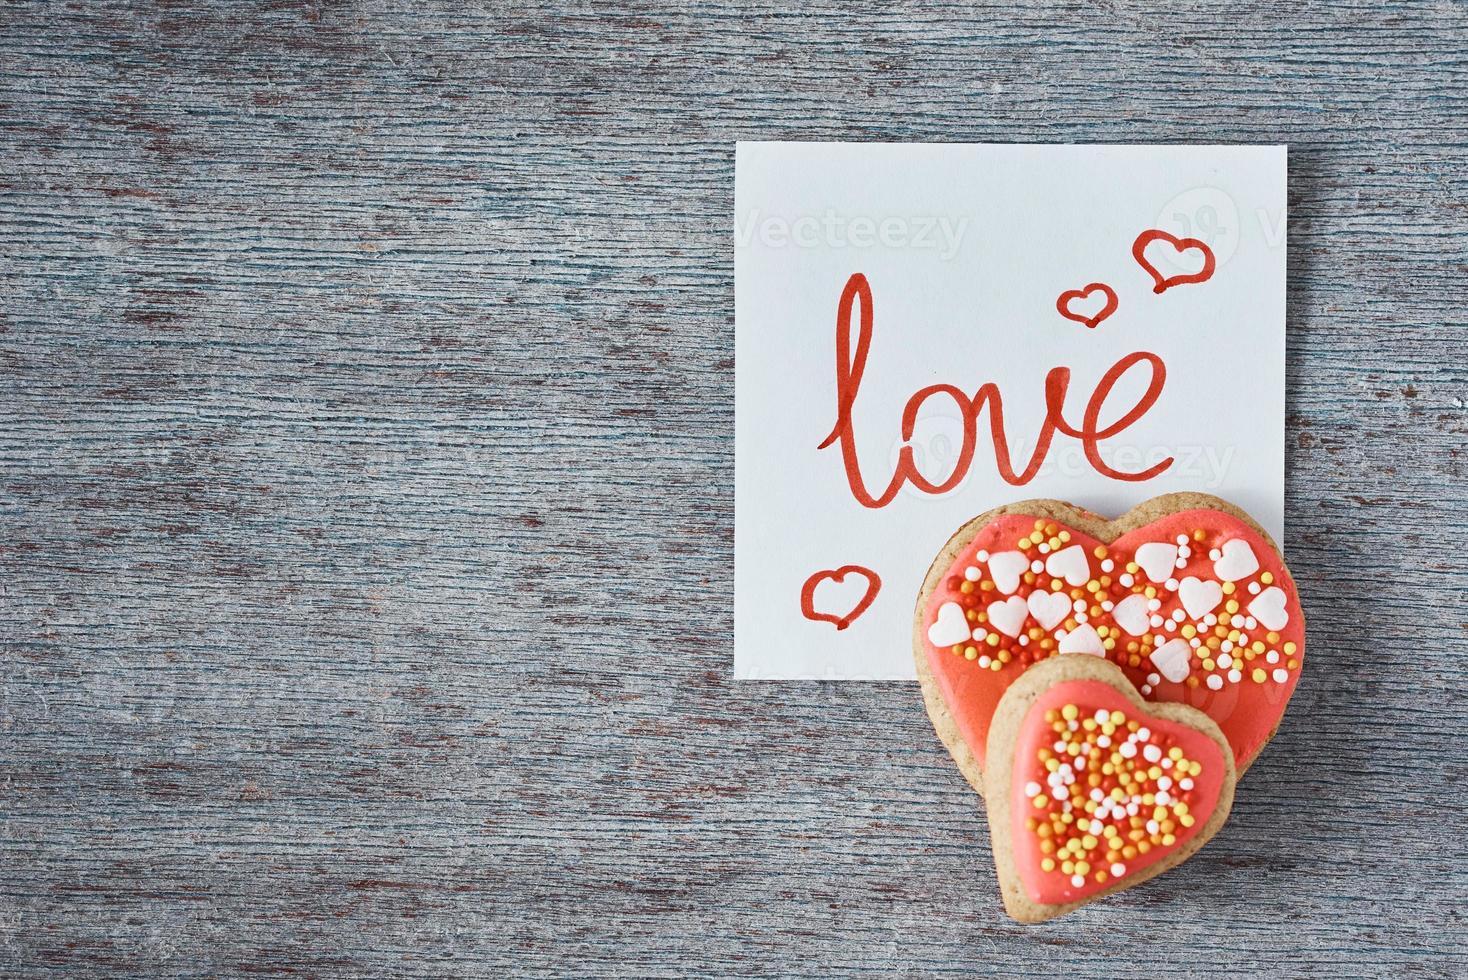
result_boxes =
[818,274,1173,509]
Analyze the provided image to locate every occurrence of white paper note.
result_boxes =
[735,142,1286,680]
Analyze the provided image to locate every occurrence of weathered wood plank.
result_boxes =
[1,1,1465,976]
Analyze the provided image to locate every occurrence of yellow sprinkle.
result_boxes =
[1283,641,1297,655]
[1261,572,1274,585]
[1221,581,1235,595]
[1252,668,1266,683]
[1061,704,1079,721]
[1181,624,1196,639]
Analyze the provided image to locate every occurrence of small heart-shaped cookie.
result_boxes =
[914,493,1304,794]
[985,655,1236,922]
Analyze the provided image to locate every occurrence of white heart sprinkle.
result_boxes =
[1027,590,1070,630]
[1045,544,1091,587]
[1178,576,1223,620]
[986,550,1028,594]
[1213,538,1260,581]
[1248,586,1290,631]
[987,595,1029,637]
[1112,593,1150,636]
[1149,638,1193,683]
[926,601,971,647]
[1058,623,1104,656]
[1134,542,1179,583]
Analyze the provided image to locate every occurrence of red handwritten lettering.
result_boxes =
[818,273,1172,508]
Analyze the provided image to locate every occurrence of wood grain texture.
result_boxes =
[1,1,1466,976]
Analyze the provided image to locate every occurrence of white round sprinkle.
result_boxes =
[1147,597,1162,612]
[1072,874,1085,888]
[1176,534,1188,546]
[1165,578,1179,591]
[1119,573,1135,587]
[1090,788,1105,802]
[1111,862,1126,877]
[1161,757,1173,769]
[1208,549,1221,561]
[1158,776,1173,790]
[1101,558,1115,573]
[1175,557,1188,569]
[976,550,990,562]
[1149,614,1164,628]
[1101,600,1114,612]
[978,655,991,668]
[1156,791,1172,806]
[1220,640,1234,653]
[1245,616,1257,629]
[1146,819,1160,834]
[1143,744,1162,763]
[1097,735,1111,748]
[1037,542,1050,554]
[1266,649,1279,664]
[1031,559,1045,573]
[1164,619,1177,632]
[1180,777,1194,791]
[1140,685,1152,695]
[1178,545,1191,559]
[1137,727,1151,740]
[1206,675,1223,691]
[1248,581,1262,595]
[1146,672,1161,685]
[1218,653,1233,669]
[1018,634,1030,646]
[1189,638,1201,649]
[1073,599,1087,612]
[1119,742,1137,759]
[1095,709,1110,723]
[1075,612,1088,624]
[964,566,982,581]
[1203,613,1217,626]
[1228,668,1242,683]
[972,627,988,642]
[1025,781,1041,797]
[1171,608,1186,622]
[1273,668,1288,683]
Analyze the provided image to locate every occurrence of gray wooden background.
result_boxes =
[3,1,1466,976]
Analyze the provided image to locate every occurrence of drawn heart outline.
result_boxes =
[912,493,1304,794]
[801,565,881,630]
[984,655,1236,922]
[1055,282,1118,329]
[1132,229,1216,294]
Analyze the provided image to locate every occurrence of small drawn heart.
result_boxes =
[1133,229,1216,294]
[800,565,880,631]
[1055,282,1118,329]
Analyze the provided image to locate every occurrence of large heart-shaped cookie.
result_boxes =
[986,655,1236,922]
[914,493,1303,791]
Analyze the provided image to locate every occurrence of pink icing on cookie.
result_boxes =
[923,509,1304,768]
[1011,680,1226,904]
